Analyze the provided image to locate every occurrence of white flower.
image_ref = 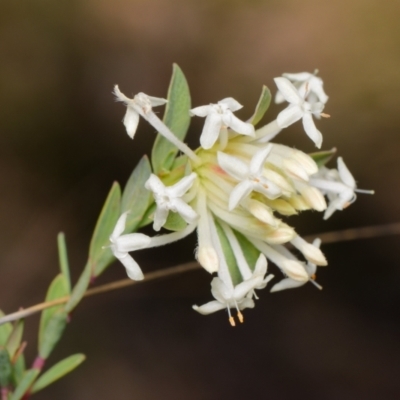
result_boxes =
[145,173,198,231]
[217,144,281,210]
[192,276,255,326]
[109,212,151,280]
[114,86,167,139]
[309,157,374,219]
[274,77,326,148]
[275,71,328,105]
[190,98,255,150]
[246,254,274,298]
[271,238,323,292]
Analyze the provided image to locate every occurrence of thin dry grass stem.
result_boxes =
[1,222,399,326]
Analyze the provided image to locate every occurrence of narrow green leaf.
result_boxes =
[0,310,12,347]
[138,203,156,229]
[121,156,152,233]
[309,147,337,168]
[0,348,12,387]
[249,85,271,126]
[57,233,71,292]
[5,320,24,359]
[65,262,91,313]
[89,182,121,277]
[31,354,86,394]
[39,274,69,350]
[9,369,40,400]
[12,354,26,387]
[151,64,191,174]
[233,230,261,272]
[214,220,242,285]
[39,311,67,360]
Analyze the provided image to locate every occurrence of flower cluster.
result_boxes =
[110,69,373,326]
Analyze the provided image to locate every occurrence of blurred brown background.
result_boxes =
[1,0,400,399]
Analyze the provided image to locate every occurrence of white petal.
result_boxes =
[192,301,225,315]
[171,198,198,224]
[123,108,140,139]
[145,174,165,194]
[200,113,223,149]
[274,77,303,104]
[302,113,323,148]
[254,254,268,276]
[311,83,329,104]
[233,279,260,300]
[337,157,356,188]
[218,97,242,112]
[211,277,232,303]
[270,278,305,292]
[323,198,342,219]
[255,178,282,200]
[224,113,255,136]
[114,233,151,253]
[190,105,212,117]
[148,96,168,107]
[217,151,249,181]
[168,173,197,197]
[117,253,144,281]
[277,105,303,128]
[238,298,255,310]
[274,91,286,104]
[110,212,129,241]
[250,145,272,175]
[113,85,131,103]
[229,181,253,210]
[153,206,169,231]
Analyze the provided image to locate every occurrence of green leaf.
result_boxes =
[138,203,156,229]
[214,220,242,285]
[12,354,26,387]
[9,369,40,400]
[39,275,69,351]
[57,233,71,292]
[151,64,191,174]
[31,354,86,394]
[38,311,67,360]
[5,320,24,359]
[89,182,121,277]
[0,348,12,387]
[233,231,261,272]
[121,156,152,233]
[162,212,186,232]
[0,310,12,347]
[309,147,337,168]
[65,262,91,313]
[249,85,271,126]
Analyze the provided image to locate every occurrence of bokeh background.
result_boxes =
[1,0,400,399]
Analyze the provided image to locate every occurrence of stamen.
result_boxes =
[321,113,330,118]
[354,189,375,195]
[227,307,236,327]
[234,301,244,324]
[237,311,244,324]
[309,278,323,290]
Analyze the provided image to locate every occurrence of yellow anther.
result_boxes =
[237,311,244,324]
[229,316,236,327]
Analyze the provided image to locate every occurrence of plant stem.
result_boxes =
[0,261,200,325]
[1,222,400,326]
